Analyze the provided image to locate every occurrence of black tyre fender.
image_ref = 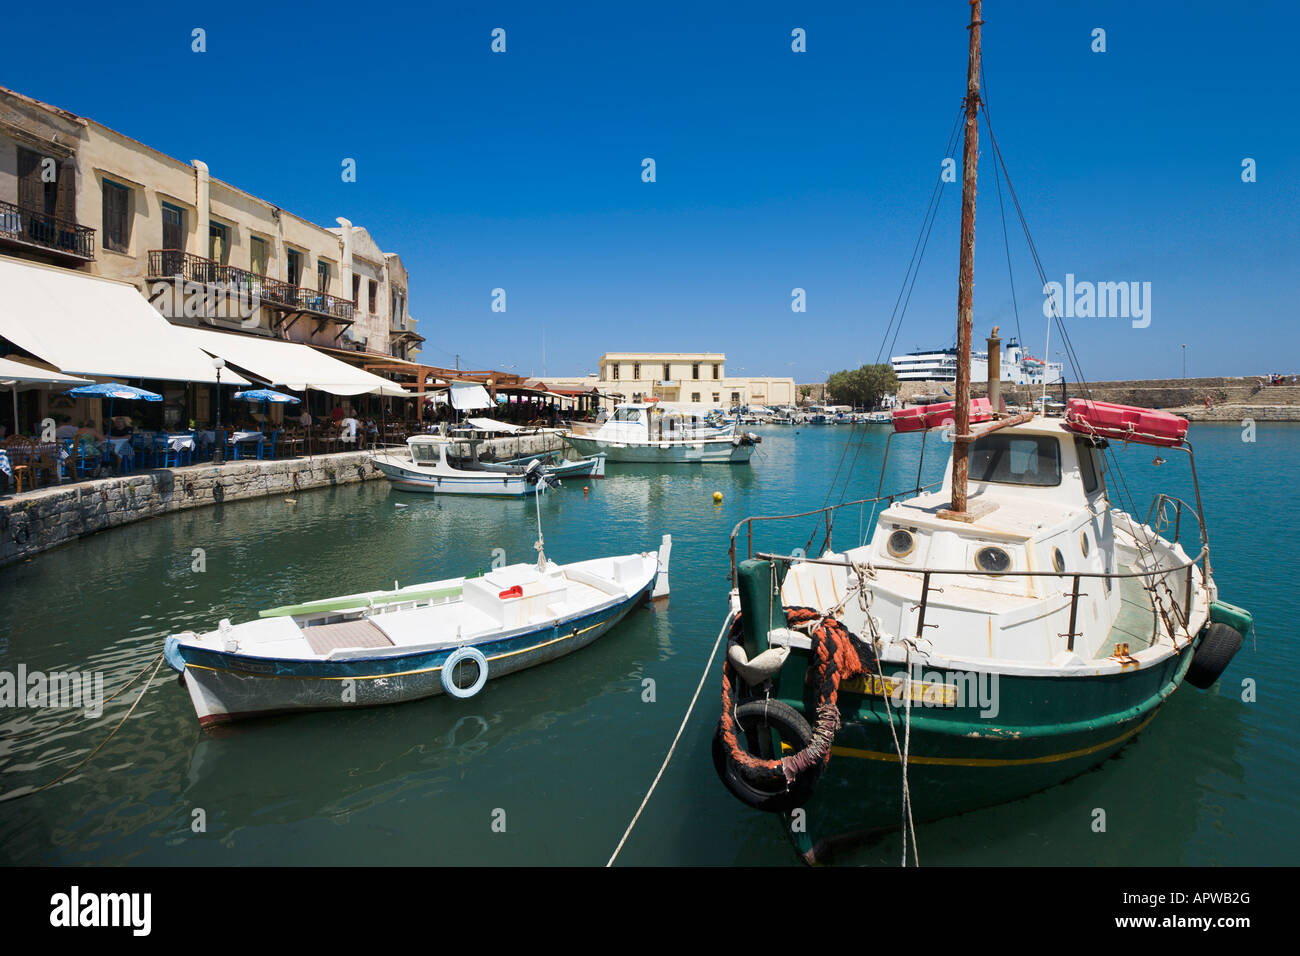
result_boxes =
[1186,622,1243,689]
[712,699,821,813]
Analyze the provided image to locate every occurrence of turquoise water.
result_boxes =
[0,424,1294,865]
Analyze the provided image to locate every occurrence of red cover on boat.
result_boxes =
[892,397,993,433]
[1063,399,1189,447]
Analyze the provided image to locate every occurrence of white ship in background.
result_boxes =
[892,336,1063,385]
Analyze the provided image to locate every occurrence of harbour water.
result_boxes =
[0,424,1294,865]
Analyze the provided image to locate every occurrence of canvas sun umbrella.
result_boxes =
[65,382,162,464]
[233,388,300,455]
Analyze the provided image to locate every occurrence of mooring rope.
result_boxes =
[0,649,165,741]
[0,652,165,803]
[605,615,730,867]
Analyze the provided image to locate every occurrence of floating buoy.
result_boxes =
[713,491,723,503]
[583,485,589,497]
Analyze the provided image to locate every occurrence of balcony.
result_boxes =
[147,250,355,325]
[0,199,95,263]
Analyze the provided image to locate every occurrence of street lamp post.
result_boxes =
[1181,343,1187,379]
[212,356,226,465]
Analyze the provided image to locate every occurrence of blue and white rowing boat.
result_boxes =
[164,536,671,727]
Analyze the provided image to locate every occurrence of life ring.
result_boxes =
[712,699,819,812]
[441,646,489,698]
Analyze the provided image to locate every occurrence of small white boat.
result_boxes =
[371,435,552,496]
[164,536,672,726]
[563,401,759,464]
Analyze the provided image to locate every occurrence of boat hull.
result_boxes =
[722,608,1199,862]
[371,455,539,496]
[170,580,651,726]
[565,435,754,464]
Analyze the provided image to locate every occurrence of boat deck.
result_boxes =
[1095,567,1158,659]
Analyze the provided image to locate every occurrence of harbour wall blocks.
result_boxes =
[0,434,566,567]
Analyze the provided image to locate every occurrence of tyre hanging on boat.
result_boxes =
[713,607,872,812]
[1185,622,1243,689]
[441,646,489,699]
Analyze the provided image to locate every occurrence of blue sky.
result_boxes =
[10,0,1298,382]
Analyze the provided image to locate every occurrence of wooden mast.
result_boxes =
[948,0,983,518]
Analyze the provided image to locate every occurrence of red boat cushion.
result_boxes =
[892,397,993,433]
[1063,399,1188,447]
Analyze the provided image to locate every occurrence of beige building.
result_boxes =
[0,85,422,364]
[548,352,796,409]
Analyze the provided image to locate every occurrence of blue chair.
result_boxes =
[265,430,280,460]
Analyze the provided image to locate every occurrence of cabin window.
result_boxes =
[969,434,1061,487]
[1074,437,1100,494]
[887,529,915,558]
[411,442,439,463]
[613,407,642,423]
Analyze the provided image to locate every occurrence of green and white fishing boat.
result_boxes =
[711,1,1252,864]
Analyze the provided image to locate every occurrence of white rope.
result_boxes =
[605,613,730,867]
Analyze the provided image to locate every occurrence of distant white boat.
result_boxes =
[563,401,759,464]
[371,436,551,496]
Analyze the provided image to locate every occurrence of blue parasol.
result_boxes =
[233,389,301,404]
[66,382,162,466]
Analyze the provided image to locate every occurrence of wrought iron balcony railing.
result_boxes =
[0,199,96,260]
[147,250,355,322]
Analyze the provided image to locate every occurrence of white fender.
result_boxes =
[441,646,489,699]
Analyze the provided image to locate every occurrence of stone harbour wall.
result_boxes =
[0,434,567,567]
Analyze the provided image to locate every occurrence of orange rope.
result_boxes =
[719,606,871,790]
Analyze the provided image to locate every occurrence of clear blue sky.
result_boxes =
[10,0,1298,382]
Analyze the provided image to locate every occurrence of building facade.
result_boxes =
[0,85,422,364]
[549,352,796,409]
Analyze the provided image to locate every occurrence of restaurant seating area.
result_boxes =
[0,420,437,496]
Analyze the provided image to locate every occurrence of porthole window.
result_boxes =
[887,529,915,559]
[975,546,1011,573]
[1080,532,1090,557]
[1052,547,1066,573]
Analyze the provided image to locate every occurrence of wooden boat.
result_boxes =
[711,1,1252,864]
[563,401,759,464]
[165,535,671,726]
[371,435,553,496]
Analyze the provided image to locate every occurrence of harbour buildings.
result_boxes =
[0,84,422,431]
[548,352,796,409]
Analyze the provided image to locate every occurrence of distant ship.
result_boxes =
[891,336,1063,385]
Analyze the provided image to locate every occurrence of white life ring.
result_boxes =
[441,646,489,699]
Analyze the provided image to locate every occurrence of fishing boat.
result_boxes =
[711,1,1252,864]
[563,400,759,464]
[165,535,672,726]
[371,435,591,495]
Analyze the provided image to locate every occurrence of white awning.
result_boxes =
[0,356,92,388]
[0,256,249,385]
[175,327,409,397]
[450,382,493,410]
[465,416,523,433]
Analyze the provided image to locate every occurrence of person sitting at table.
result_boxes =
[55,415,78,441]
[108,416,133,438]
[331,403,345,425]
[298,409,313,428]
